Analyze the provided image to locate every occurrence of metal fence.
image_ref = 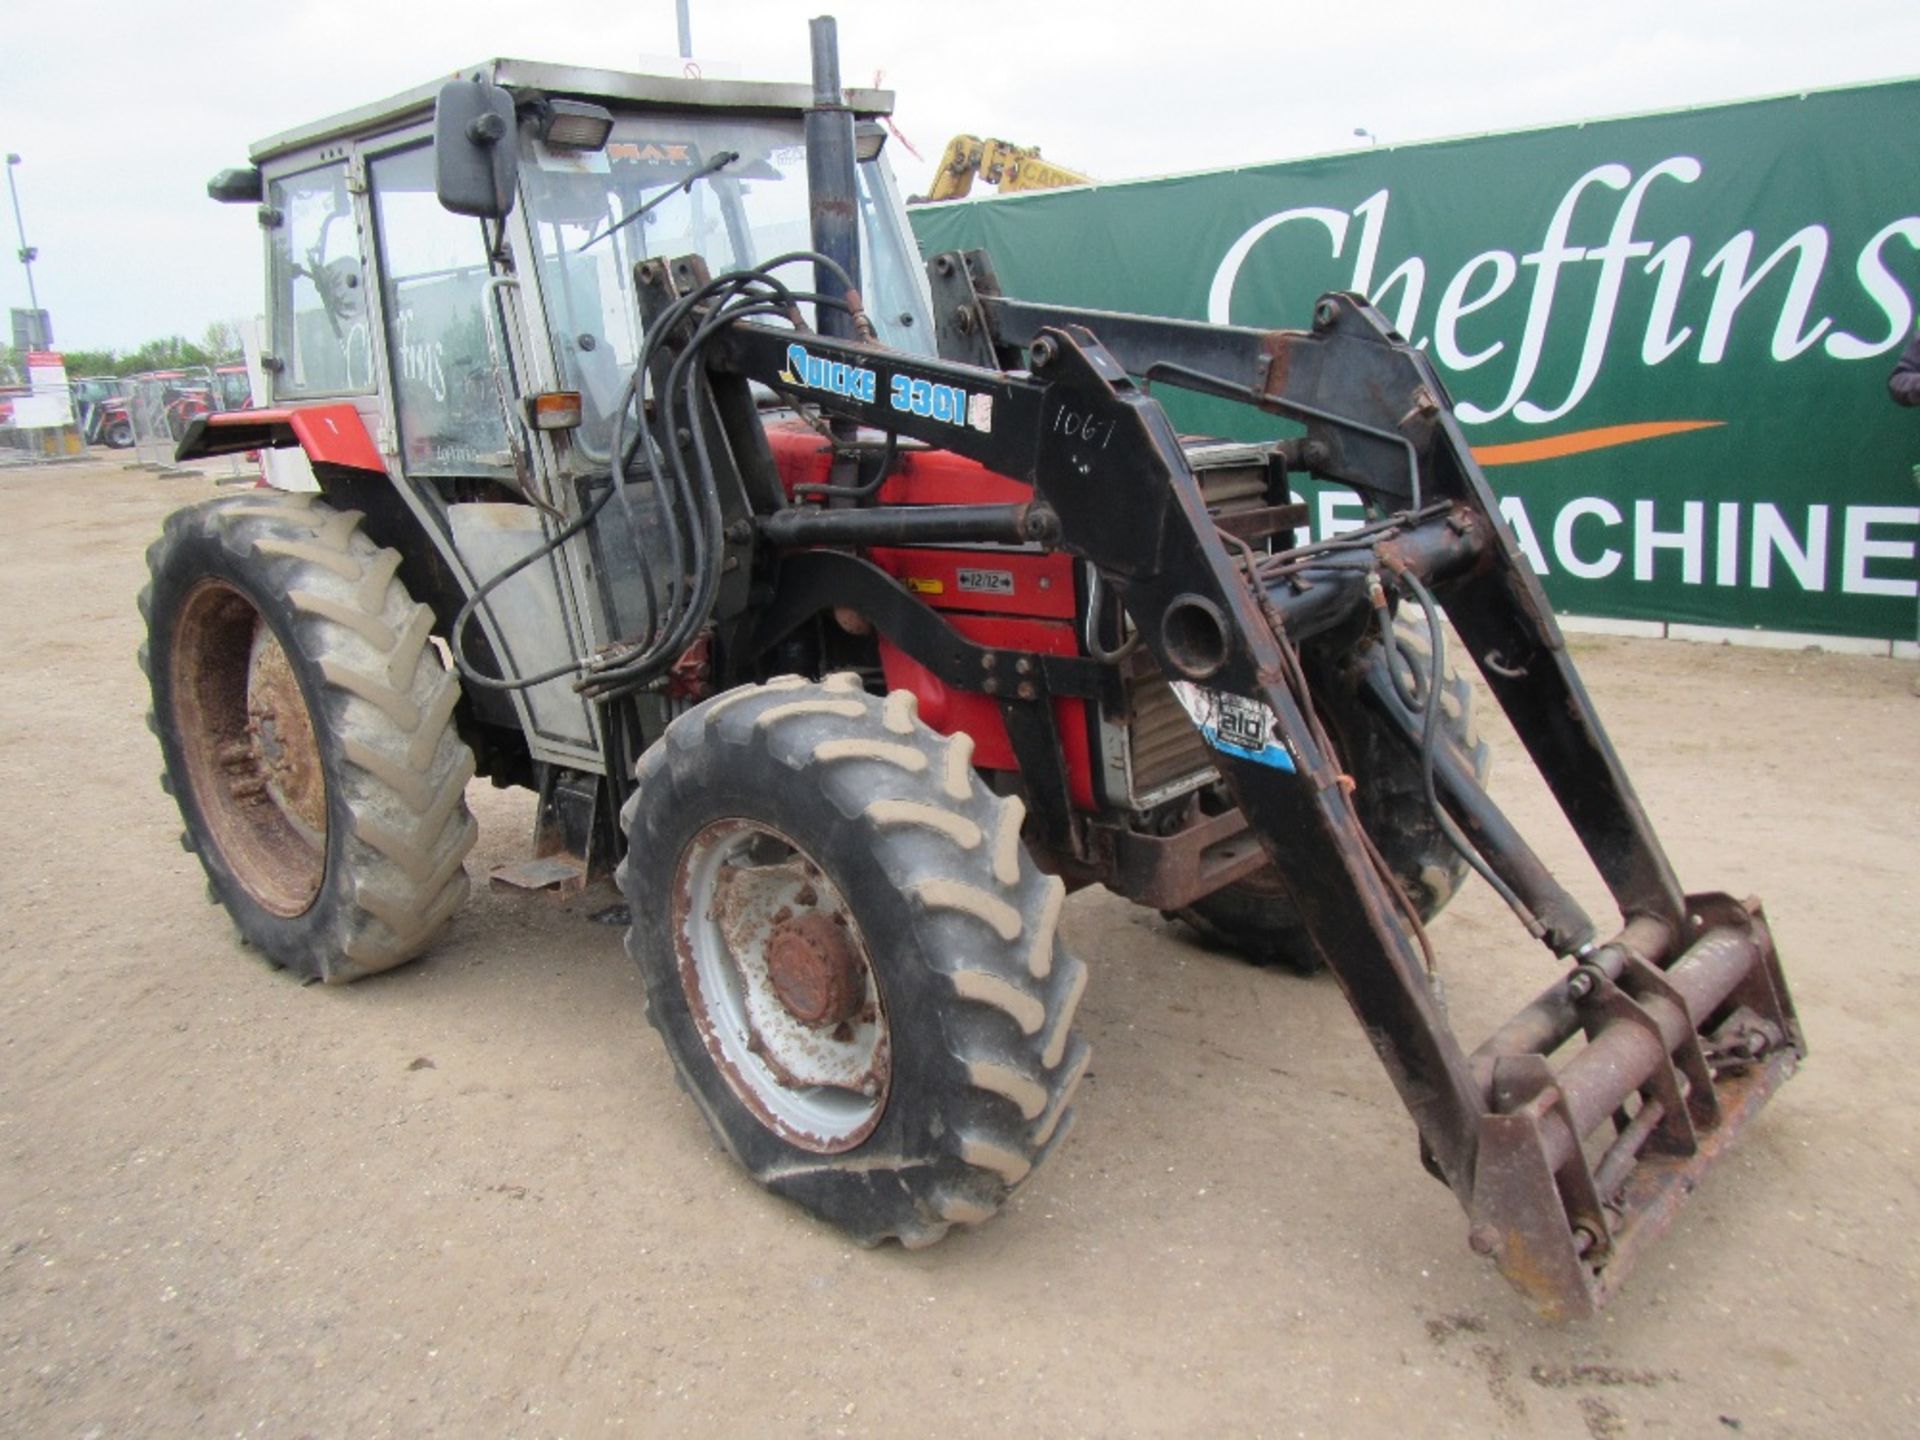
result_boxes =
[125,367,245,477]
[126,372,180,469]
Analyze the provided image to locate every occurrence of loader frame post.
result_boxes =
[804,15,860,339]
[802,17,866,501]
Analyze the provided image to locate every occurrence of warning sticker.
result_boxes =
[1168,682,1296,772]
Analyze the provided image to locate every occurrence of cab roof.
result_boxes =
[249,58,894,164]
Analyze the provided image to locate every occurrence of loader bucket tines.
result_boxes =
[1467,896,1799,1318]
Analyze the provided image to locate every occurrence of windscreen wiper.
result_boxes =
[576,150,741,254]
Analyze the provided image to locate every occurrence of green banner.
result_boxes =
[910,82,1920,640]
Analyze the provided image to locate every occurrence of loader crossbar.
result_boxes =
[652,249,1802,1319]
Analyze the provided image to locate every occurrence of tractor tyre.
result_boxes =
[1171,617,1488,975]
[105,420,133,449]
[139,490,477,983]
[620,675,1090,1248]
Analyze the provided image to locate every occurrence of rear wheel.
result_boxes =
[621,675,1090,1247]
[1172,618,1488,974]
[140,490,477,982]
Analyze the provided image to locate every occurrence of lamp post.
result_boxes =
[5,152,46,350]
[1353,127,1379,148]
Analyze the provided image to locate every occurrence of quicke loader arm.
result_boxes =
[649,248,1802,1319]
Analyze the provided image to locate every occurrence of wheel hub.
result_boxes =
[246,623,327,839]
[675,819,890,1153]
[764,913,865,1028]
[170,579,327,918]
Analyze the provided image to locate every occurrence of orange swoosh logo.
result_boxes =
[1472,420,1724,467]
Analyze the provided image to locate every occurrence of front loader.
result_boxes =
[150,17,1800,1320]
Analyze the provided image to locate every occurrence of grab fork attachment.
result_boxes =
[1467,897,1798,1316]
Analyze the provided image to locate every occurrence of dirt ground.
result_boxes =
[2,457,1915,1439]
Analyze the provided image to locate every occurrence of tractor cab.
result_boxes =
[212,364,253,411]
[213,62,929,490]
[198,60,932,772]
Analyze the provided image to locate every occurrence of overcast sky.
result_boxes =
[2,0,1916,352]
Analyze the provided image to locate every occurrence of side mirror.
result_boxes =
[434,79,518,219]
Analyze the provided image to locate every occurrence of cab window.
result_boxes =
[369,144,516,477]
[268,163,374,396]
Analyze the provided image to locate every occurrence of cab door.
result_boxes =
[361,134,607,768]
[258,151,381,490]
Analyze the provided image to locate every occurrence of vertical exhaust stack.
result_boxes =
[805,15,861,342]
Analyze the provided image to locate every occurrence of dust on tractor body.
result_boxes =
[147,19,1801,1318]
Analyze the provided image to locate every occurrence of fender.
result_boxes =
[174,403,386,472]
[175,403,525,745]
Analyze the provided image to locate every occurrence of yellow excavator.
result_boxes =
[918,134,1092,202]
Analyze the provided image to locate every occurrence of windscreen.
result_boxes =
[519,113,933,461]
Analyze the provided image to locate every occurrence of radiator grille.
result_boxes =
[1122,657,1215,804]
[1108,439,1273,809]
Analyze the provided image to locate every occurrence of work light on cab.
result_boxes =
[537,99,615,152]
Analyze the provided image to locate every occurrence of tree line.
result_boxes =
[2,321,245,382]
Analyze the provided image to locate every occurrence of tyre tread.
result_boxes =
[622,676,1088,1246]
[142,490,477,982]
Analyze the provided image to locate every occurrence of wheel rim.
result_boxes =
[170,579,328,917]
[674,819,890,1153]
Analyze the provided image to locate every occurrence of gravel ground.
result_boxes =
[2,457,1916,1438]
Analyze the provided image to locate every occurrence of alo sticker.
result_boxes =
[1168,682,1297,772]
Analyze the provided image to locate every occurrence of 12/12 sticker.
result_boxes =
[956,567,1014,595]
[1168,682,1297,772]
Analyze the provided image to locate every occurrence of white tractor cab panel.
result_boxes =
[241,61,932,774]
[253,128,602,763]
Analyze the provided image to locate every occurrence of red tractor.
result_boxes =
[150,20,1800,1319]
[74,375,134,448]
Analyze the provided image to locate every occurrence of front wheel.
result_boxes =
[621,675,1091,1247]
